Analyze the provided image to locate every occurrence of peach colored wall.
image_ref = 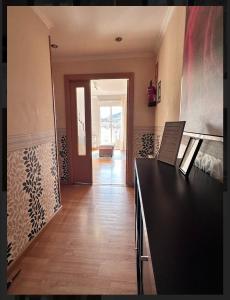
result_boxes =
[154,7,186,127]
[7,7,61,267]
[7,7,55,136]
[52,57,156,129]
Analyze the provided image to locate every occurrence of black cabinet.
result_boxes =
[135,158,223,295]
[135,175,156,294]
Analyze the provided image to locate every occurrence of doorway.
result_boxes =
[91,79,127,185]
[64,73,134,186]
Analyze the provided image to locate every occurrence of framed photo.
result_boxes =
[179,138,203,176]
[157,80,161,103]
[157,121,186,166]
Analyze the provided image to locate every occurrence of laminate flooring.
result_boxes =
[92,150,126,185]
[8,184,136,295]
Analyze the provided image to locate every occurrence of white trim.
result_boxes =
[8,131,55,152]
[57,127,66,135]
[134,126,155,133]
[155,6,176,57]
[52,52,155,63]
[31,7,54,30]
[183,132,223,142]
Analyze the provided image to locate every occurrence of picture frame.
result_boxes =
[157,80,161,103]
[179,137,203,176]
[157,121,186,166]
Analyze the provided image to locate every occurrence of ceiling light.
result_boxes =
[115,37,123,42]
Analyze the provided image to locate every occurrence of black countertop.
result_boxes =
[135,158,223,294]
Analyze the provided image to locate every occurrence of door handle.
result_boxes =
[141,255,149,261]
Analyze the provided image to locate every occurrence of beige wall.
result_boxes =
[7,7,61,267]
[154,7,186,127]
[7,7,54,136]
[52,57,156,129]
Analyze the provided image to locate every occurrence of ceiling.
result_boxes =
[33,6,172,60]
[91,79,127,96]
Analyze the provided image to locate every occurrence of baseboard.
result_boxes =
[7,205,63,278]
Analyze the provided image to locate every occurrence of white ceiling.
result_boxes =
[33,6,172,60]
[91,79,127,96]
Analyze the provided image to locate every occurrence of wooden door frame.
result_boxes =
[64,72,134,186]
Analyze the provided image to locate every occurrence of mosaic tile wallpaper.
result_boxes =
[57,127,159,184]
[133,128,161,158]
[56,126,223,184]
[7,140,61,266]
[57,129,69,183]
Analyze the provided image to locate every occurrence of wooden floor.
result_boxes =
[92,150,126,185]
[8,184,137,295]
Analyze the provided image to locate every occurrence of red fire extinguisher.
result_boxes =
[147,80,156,107]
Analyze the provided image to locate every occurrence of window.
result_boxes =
[100,106,122,148]
[76,87,86,155]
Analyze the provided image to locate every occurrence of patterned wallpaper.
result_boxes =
[7,133,61,266]
[57,126,161,184]
[133,126,161,158]
[57,128,69,183]
[57,126,223,184]
[56,124,223,184]
[7,127,222,267]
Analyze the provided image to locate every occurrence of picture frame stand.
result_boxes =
[179,137,203,176]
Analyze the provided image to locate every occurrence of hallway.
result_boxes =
[8,185,136,295]
[6,5,224,296]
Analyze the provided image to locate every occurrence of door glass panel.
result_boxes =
[76,87,86,155]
